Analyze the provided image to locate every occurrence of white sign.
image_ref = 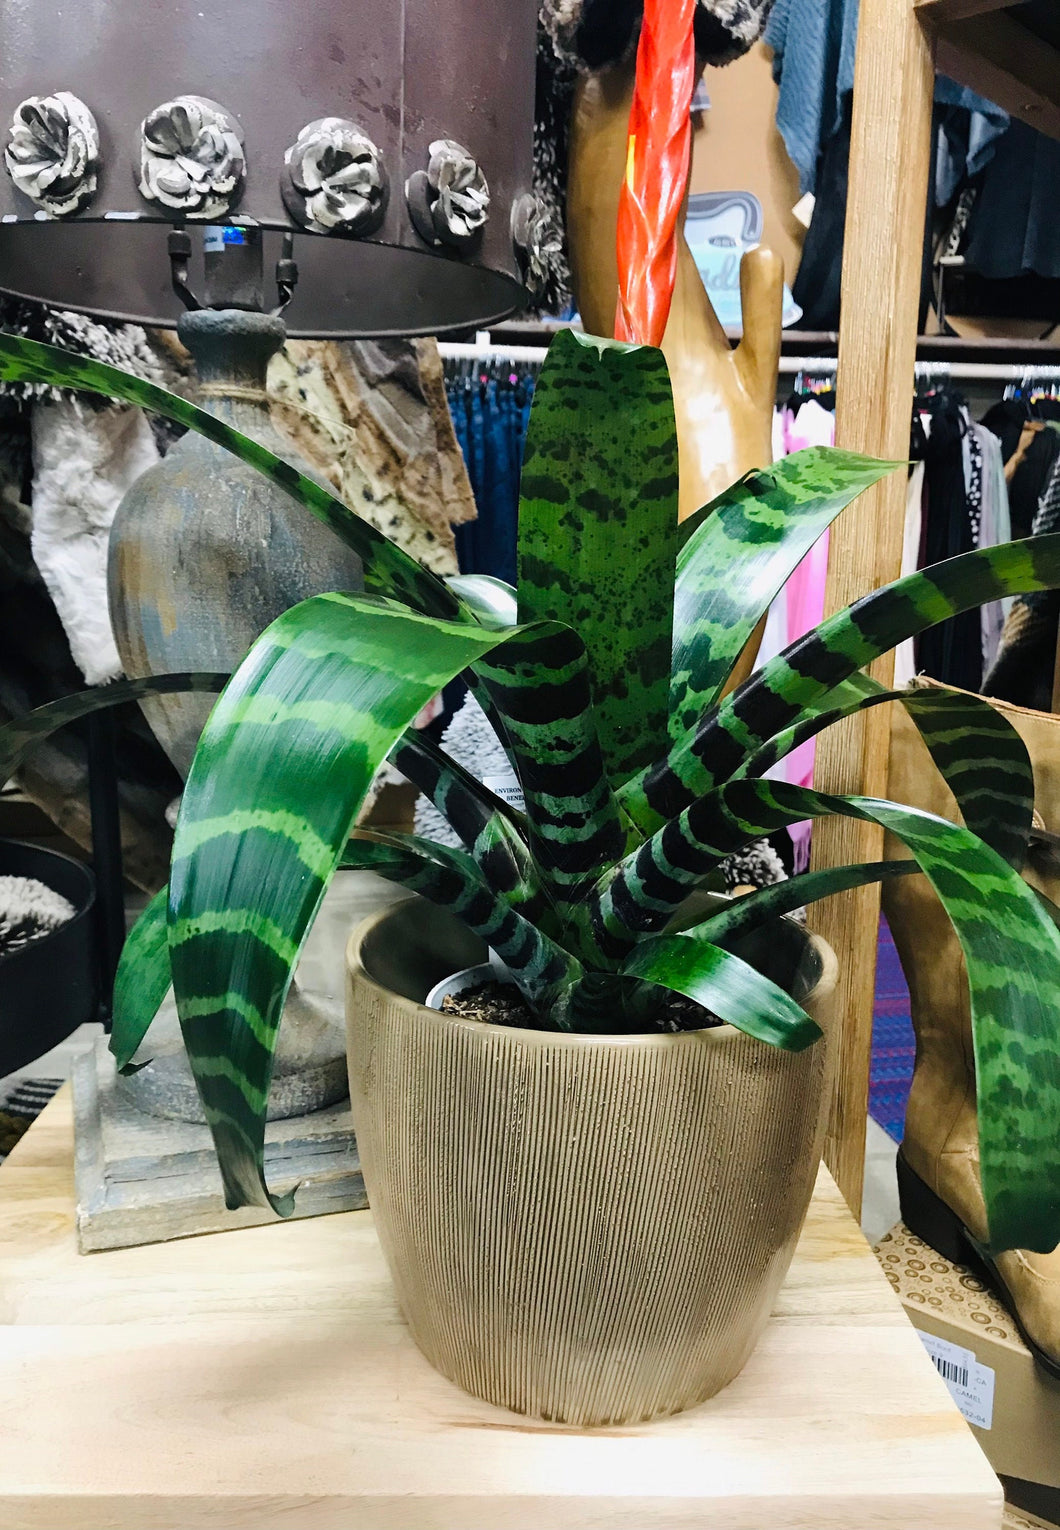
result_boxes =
[483,774,526,813]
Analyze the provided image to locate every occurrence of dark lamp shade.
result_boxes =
[0,0,543,337]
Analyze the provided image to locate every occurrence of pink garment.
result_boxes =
[783,396,835,457]
[775,400,835,870]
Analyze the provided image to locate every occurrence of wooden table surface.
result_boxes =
[0,1088,1001,1530]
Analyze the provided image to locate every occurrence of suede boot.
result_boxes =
[883,680,1060,1377]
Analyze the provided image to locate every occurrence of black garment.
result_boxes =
[1009,426,1060,540]
[981,398,1028,465]
[916,394,983,693]
[963,120,1060,282]
[790,104,849,330]
[791,98,935,333]
[983,453,1060,711]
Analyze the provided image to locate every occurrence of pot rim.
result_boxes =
[0,837,97,971]
[346,905,839,1052]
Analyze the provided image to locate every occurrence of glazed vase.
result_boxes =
[107,307,362,1122]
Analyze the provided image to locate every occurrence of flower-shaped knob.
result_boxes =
[138,95,245,219]
[406,139,489,253]
[511,193,562,303]
[281,118,388,237]
[4,92,99,218]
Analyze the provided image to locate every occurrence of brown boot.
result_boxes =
[883,680,1060,1377]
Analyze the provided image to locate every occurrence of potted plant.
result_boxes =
[3,327,1060,1425]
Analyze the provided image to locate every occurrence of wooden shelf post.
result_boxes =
[810,0,936,1216]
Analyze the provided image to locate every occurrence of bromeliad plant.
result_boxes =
[3,328,1060,1260]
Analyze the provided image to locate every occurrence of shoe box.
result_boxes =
[877,1223,1060,1525]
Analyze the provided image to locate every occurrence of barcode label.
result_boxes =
[932,1355,969,1389]
[915,1330,995,1430]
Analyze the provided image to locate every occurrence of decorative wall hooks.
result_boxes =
[406,139,489,253]
[138,95,245,219]
[281,117,388,236]
[4,92,99,217]
[511,193,561,301]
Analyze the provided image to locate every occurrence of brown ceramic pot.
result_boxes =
[346,898,837,1426]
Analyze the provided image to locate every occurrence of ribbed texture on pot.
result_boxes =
[346,905,836,1426]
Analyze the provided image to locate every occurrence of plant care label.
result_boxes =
[483,774,526,813]
[915,1329,995,1430]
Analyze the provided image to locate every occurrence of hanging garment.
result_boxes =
[1007,423,1060,539]
[764,0,1007,196]
[29,399,160,686]
[893,460,927,690]
[973,423,1012,675]
[756,394,836,872]
[983,454,1060,711]
[449,372,536,585]
[268,338,477,579]
[962,119,1060,282]
[981,397,1030,465]
[760,394,835,678]
[917,394,982,693]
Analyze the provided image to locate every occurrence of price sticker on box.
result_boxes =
[915,1329,995,1430]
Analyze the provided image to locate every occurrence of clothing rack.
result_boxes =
[440,333,1060,387]
[786,357,1060,385]
[438,334,546,367]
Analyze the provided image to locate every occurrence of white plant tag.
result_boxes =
[915,1329,995,1430]
[483,774,526,813]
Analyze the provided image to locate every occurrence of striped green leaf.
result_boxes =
[389,733,550,926]
[619,936,821,1051]
[111,888,169,1074]
[0,671,229,780]
[670,449,898,735]
[166,593,599,1213]
[472,625,631,923]
[394,729,526,839]
[446,574,518,629]
[735,679,1035,868]
[341,832,582,1021]
[626,534,1060,832]
[517,330,679,784]
[0,332,463,622]
[591,777,1060,1253]
[674,861,917,946]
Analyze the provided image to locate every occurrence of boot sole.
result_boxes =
[896,1150,1060,1383]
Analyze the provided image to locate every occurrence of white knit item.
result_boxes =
[0,875,76,957]
[30,397,160,685]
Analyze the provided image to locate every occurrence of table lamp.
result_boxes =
[0,0,545,1245]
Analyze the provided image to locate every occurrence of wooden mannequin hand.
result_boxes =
[568,64,784,520]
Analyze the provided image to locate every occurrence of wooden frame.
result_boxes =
[921,1,1060,139]
[815,0,1060,1214]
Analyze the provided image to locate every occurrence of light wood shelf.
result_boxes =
[0,1088,1001,1529]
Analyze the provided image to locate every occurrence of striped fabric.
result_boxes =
[0,1077,61,1164]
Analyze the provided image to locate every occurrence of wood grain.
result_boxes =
[915,0,1017,22]
[811,0,936,1216]
[931,13,1060,142]
[0,1090,1001,1529]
